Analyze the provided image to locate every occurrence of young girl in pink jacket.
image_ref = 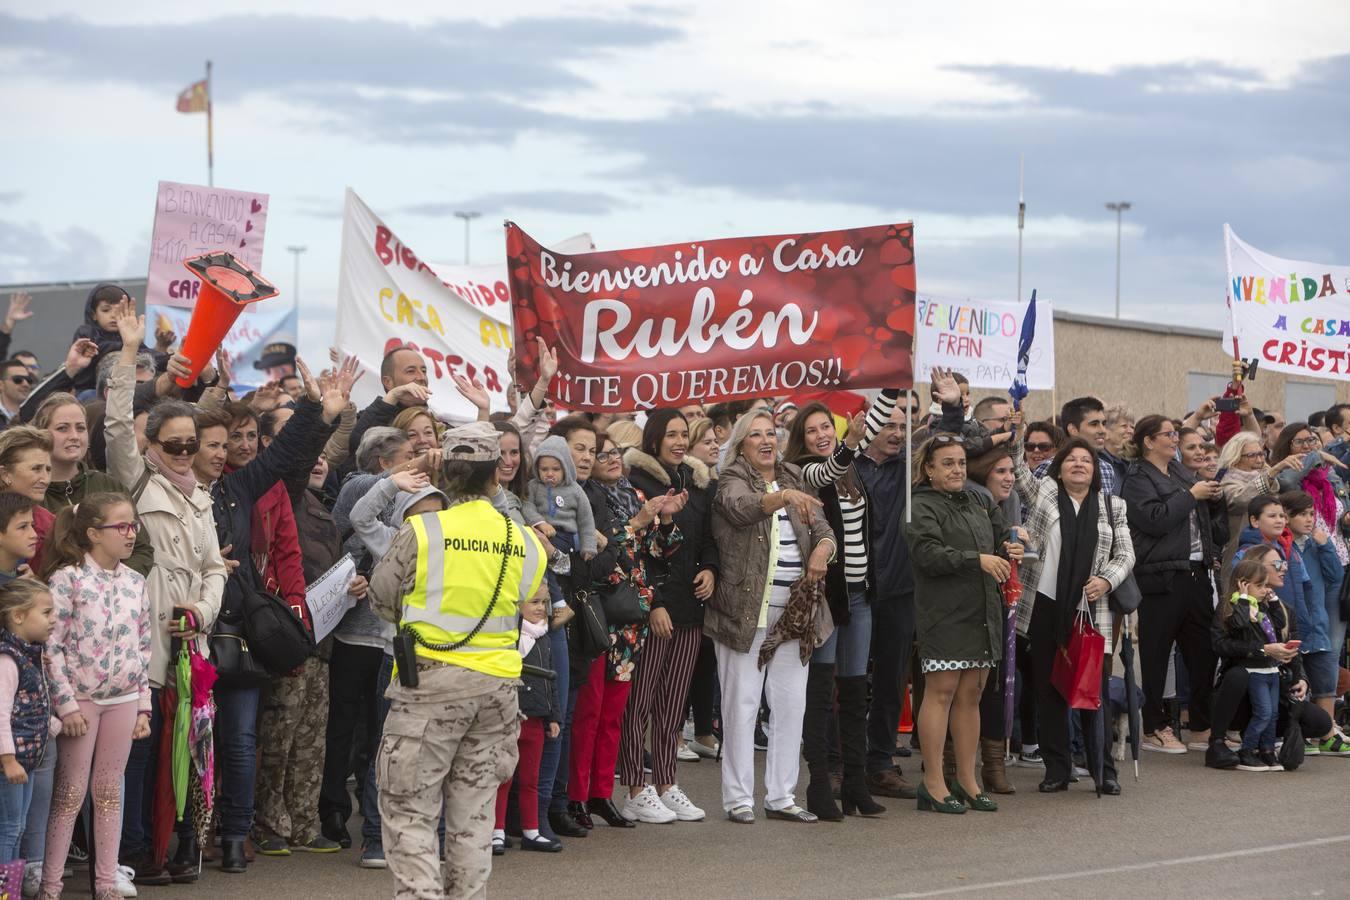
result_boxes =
[38,493,151,900]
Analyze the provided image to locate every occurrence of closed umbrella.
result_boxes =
[1119,615,1143,780]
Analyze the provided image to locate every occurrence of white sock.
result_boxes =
[492,829,505,842]
[523,829,540,840]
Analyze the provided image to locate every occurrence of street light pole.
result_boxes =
[1105,201,1131,318]
[286,245,306,306]
[453,211,482,264]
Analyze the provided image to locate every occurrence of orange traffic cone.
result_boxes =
[898,686,913,734]
[174,251,279,387]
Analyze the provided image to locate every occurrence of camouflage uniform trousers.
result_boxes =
[254,655,330,844]
[378,664,520,900]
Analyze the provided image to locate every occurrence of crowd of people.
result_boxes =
[0,286,1346,899]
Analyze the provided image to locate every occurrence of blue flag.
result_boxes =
[1008,289,1037,409]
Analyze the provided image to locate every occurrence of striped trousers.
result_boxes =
[619,624,703,787]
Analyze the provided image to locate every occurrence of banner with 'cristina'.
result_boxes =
[1226,225,1350,379]
[506,223,917,411]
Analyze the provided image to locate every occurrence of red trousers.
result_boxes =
[568,655,633,801]
[495,717,545,830]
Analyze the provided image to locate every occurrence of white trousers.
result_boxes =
[714,622,809,812]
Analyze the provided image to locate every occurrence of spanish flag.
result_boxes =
[176,79,209,114]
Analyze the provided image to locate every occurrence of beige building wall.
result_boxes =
[917,311,1350,426]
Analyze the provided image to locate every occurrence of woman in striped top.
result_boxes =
[785,390,900,821]
[707,410,836,825]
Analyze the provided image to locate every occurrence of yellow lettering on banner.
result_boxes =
[378,288,396,323]
[396,294,416,327]
[426,305,445,337]
[480,319,512,349]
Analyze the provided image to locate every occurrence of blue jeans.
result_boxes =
[536,625,569,834]
[121,686,162,858]
[0,769,36,862]
[1303,650,1338,700]
[363,654,443,848]
[214,685,260,839]
[1244,671,1280,751]
[361,654,394,846]
[550,684,580,815]
[813,591,872,677]
[19,741,55,863]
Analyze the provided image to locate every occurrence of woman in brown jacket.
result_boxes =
[708,410,836,825]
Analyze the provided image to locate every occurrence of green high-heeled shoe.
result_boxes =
[951,781,999,812]
[916,782,966,814]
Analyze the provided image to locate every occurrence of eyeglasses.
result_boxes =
[979,416,1011,427]
[1156,430,1180,441]
[1025,442,1055,453]
[8,375,34,386]
[158,438,200,457]
[595,449,622,463]
[94,522,141,537]
[1291,436,1318,448]
[1240,451,1267,461]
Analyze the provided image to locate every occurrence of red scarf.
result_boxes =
[1302,465,1339,533]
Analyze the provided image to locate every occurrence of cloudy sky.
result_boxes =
[2,0,1347,361]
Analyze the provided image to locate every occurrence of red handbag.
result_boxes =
[1051,602,1105,710]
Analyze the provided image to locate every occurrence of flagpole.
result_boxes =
[206,60,214,187]
[1016,154,1025,305]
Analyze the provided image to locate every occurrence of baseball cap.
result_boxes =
[442,421,500,462]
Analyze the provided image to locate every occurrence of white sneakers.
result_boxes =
[659,786,706,821]
[622,785,677,823]
[620,785,706,823]
[677,743,699,762]
[116,865,139,898]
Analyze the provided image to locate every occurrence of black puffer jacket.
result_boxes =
[519,630,560,721]
[624,449,719,628]
[1121,458,1228,594]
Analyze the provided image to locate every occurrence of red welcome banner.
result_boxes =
[506,222,917,411]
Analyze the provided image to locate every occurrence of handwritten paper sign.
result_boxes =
[915,293,1055,389]
[305,554,357,644]
[146,180,269,309]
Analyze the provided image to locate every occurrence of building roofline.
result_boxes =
[1053,308,1220,340]
[0,277,147,293]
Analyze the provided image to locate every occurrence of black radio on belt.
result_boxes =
[393,628,420,688]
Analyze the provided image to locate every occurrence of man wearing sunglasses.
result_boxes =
[0,358,34,426]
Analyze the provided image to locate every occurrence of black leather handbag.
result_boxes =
[571,589,611,659]
[1105,494,1143,614]
[597,581,646,626]
[209,614,270,689]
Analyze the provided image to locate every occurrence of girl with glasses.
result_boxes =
[36,493,151,899]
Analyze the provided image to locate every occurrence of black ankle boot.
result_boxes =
[168,836,201,883]
[220,838,247,874]
[837,676,885,817]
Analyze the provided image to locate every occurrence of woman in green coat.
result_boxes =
[34,392,155,576]
[904,434,1019,815]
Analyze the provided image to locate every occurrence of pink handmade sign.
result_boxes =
[146,180,269,309]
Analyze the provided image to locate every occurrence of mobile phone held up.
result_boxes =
[1285,640,1302,650]
[1214,397,1241,413]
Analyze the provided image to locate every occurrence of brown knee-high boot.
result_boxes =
[980,738,1015,794]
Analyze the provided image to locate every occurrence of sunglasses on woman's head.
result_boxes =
[930,434,964,446]
[159,438,200,457]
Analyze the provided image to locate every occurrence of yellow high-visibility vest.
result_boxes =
[401,500,546,679]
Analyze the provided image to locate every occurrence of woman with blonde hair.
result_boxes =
[708,410,835,824]
[1216,431,1278,570]
[0,426,54,572]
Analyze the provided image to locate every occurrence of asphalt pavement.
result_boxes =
[58,742,1346,899]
